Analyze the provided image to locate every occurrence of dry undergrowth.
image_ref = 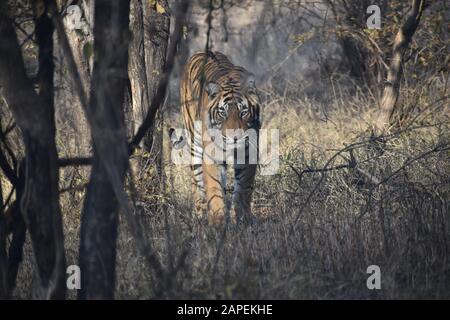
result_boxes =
[11,81,450,299]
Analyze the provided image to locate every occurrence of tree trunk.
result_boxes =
[0,177,6,298]
[55,0,93,157]
[4,174,26,299]
[128,0,170,190]
[0,145,26,298]
[142,0,170,152]
[0,1,66,299]
[78,0,131,300]
[374,0,426,135]
[128,0,149,139]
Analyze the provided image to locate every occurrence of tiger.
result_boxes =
[172,51,261,225]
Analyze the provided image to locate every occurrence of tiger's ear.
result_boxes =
[206,82,221,99]
[243,73,256,92]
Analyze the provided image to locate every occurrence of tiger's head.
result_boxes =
[205,74,260,150]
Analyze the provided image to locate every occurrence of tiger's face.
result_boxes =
[205,75,260,150]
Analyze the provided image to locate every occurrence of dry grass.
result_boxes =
[11,80,450,299]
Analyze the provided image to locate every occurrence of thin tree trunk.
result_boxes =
[6,201,26,297]
[128,0,149,140]
[78,0,131,300]
[0,177,6,298]
[128,0,169,150]
[142,0,170,152]
[0,148,26,298]
[5,184,26,298]
[56,0,93,157]
[374,0,426,135]
[128,0,169,190]
[0,1,66,299]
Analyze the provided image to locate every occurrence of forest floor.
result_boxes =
[13,86,450,299]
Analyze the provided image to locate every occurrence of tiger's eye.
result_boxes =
[218,104,228,115]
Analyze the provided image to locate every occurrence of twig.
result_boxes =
[59,183,88,194]
[58,156,91,167]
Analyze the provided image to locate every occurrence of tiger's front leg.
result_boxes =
[233,164,257,224]
[203,163,227,225]
[190,164,206,217]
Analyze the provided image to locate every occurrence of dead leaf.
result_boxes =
[155,2,166,15]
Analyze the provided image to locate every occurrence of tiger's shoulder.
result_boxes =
[185,51,248,84]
